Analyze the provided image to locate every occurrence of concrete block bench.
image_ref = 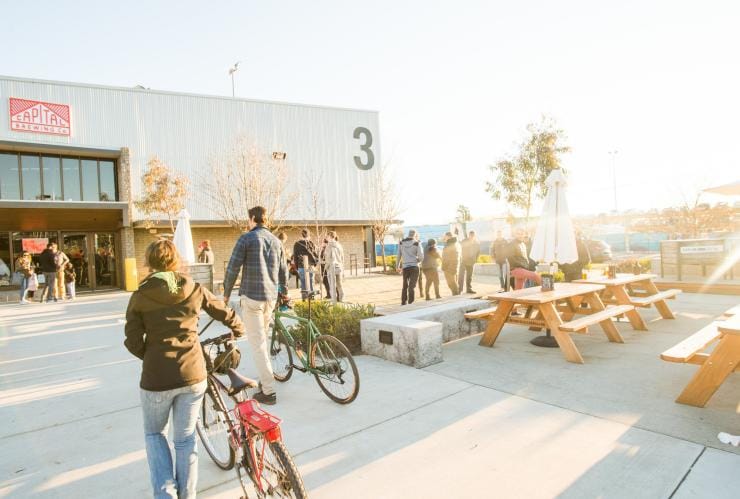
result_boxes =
[361,316,443,368]
[361,299,492,368]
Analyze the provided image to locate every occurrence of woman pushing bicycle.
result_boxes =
[124,239,245,498]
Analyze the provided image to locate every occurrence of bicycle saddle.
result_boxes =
[227,368,258,395]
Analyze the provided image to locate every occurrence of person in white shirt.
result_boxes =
[325,231,345,302]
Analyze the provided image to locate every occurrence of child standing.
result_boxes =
[64,262,76,300]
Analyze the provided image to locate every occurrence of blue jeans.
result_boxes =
[297,267,314,298]
[19,276,28,301]
[140,380,207,499]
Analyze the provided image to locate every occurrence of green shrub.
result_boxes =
[291,300,375,354]
[476,254,493,264]
[378,255,397,268]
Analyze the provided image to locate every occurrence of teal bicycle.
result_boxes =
[269,291,360,404]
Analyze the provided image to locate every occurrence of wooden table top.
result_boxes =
[574,273,657,286]
[718,315,740,336]
[488,283,605,304]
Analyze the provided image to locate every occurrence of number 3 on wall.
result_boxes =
[353,127,374,170]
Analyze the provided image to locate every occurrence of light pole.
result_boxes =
[228,61,241,97]
[609,150,619,213]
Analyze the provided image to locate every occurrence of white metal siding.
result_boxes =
[0,76,381,222]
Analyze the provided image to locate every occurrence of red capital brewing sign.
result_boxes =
[9,97,71,136]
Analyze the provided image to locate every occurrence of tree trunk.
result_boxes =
[381,242,387,272]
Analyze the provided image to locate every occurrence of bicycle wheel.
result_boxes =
[196,377,236,470]
[310,334,360,404]
[269,323,294,382]
[242,433,308,499]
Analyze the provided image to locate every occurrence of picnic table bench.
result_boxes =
[660,313,740,407]
[479,283,635,364]
[575,273,681,329]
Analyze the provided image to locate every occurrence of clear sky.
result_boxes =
[4,0,738,225]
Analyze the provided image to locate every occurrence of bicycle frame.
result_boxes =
[272,308,324,374]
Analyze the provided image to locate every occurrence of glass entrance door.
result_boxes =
[62,232,118,291]
[63,233,91,290]
[93,233,117,288]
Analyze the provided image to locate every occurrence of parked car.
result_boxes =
[586,239,612,263]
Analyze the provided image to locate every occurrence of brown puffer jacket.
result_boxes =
[125,273,245,391]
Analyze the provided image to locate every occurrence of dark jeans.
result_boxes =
[418,269,424,297]
[458,264,475,292]
[496,262,506,288]
[41,272,56,302]
[423,268,440,299]
[401,266,420,305]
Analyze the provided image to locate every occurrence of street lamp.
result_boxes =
[228,61,241,97]
[609,150,619,213]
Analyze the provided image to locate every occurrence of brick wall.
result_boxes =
[133,224,370,282]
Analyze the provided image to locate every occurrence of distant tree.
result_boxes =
[135,156,188,232]
[201,136,296,232]
[365,164,402,272]
[456,205,472,236]
[632,199,738,238]
[486,116,570,224]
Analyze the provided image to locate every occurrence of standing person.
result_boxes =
[325,231,345,302]
[64,262,77,300]
[458,231,480,294]
[197,240,214,264]
[421,239,442,300]
[442,232,461,295]
[508,228,541,290]
[223,206,288,405]
[125,239,245,499]
[15,251,34,304]
[560,230,592,282]
[54,244,70,300]
[38,243,57,303]
[293,229,318,300]
[319,238,331,299]
[491,230,509,289]
[396,229,424,305]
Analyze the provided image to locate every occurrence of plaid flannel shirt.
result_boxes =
[223,226,288,302]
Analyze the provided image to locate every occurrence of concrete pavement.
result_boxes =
[1,289,739,498]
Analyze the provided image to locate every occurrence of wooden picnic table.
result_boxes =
[661,314,740,407]
[574,273,681,329]
[479,283,635,364]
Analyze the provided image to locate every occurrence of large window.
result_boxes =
[0,151,118,202]
[42,156,63,200]
[62,158,81,201]
[0,153,20,200]
[21,155,41,200]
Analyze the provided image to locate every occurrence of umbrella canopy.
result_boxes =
[703,181,740,196]
[173,209,196,265]
[529,169,578,264]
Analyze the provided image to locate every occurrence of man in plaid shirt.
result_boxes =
[223,206,288,405]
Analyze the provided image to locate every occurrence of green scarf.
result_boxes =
[150,271,180,294]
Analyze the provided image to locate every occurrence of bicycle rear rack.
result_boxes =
[235,400,283,443]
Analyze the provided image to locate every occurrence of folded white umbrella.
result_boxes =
[703,181,740,196]
[173,209,196,265]
[529,168,578,264]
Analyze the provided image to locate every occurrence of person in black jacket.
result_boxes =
[292,229,318,300]
[561,230,592,282]
[38,243,58,303]
[508,229,541,290]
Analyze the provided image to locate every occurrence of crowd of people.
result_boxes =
[396,229,481,305]
[15,242,76,304]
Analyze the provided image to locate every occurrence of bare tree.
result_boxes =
[201,136,296,231]
[365,164,402,272]
[135,156,188,232]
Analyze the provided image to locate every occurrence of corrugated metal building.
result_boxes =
[0,75,382,293]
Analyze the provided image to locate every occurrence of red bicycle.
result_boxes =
[196,320,307,498]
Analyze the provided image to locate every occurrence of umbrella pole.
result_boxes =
[532,178,560,348]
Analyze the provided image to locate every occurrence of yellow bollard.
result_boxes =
[124,258,139,291]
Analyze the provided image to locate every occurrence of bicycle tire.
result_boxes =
[310,334,360,404]
[243,434,308,499]
[196,377,236,470]
[270,322,294,382]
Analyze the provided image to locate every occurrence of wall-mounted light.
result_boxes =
[272,152,287,160]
